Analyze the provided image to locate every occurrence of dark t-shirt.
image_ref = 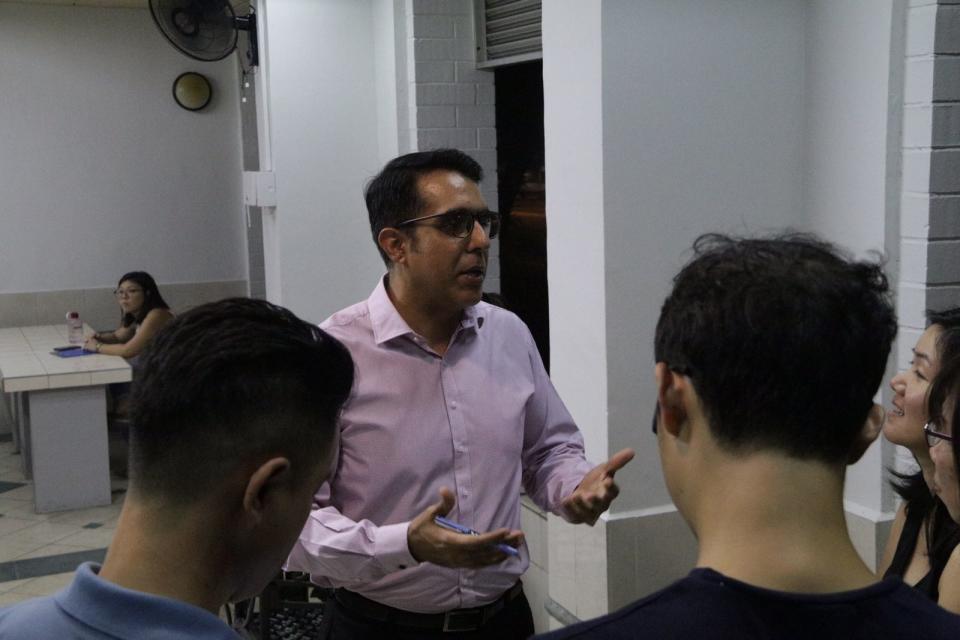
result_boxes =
[537,568,960,639]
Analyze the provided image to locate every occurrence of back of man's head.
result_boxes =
[129,297,354,503]
[365,148,483,265]
[655,233,896,463]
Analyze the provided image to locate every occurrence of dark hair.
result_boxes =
[932,322,960,494]
[117,271,170,327]
[930,308,960,368]
[654,233,896,463]
[128,298,354,502]
[890,307,960,587]
[364,149,483,265]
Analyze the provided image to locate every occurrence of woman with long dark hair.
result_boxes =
[878,308,960,612]
[84,271,173,362]
[925,324,960,595]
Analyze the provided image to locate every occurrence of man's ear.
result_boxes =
[847,403,885,464]
[654,362,689,438]
[378,228,406,265]
[241,457,292,527]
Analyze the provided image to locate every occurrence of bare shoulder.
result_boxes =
[144,308,174,324]
[137,308,175,335]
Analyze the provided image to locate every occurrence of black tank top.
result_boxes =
[884,506,939,600]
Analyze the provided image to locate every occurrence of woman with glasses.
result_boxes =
[926,335,960,566]
[84,271,173,363]
[878,308,960,612]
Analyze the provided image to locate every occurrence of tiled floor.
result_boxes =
[0,438,120,606]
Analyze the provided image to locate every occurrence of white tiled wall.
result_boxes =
[546,508,698,627]
[900,1,960,336]
[521,496,549,633]
[406,0,501,292]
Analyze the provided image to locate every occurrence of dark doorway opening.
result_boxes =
[494,61,548,370]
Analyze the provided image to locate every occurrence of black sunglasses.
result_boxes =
[397,208,500,240]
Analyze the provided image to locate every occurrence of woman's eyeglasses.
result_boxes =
[397,209,500,240]
[114,288,143,298]
[924,421,954,448]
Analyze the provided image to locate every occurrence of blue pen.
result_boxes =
[434,516,520,557]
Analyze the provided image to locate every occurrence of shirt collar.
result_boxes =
[56,562,238,639]
[367,275,485,346]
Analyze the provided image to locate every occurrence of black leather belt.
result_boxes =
[334,582,524,633]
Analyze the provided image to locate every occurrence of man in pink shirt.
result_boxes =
[287,149,634,638]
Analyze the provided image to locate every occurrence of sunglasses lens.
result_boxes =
[435,211,500,238]
[438,212,470,237]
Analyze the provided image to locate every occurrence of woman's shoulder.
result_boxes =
[142,307,174,325]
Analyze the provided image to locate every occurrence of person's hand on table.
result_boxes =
[561,447,635,525]
[83,336,99,352]
[407,487,523,568]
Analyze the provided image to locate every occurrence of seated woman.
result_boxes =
[878,308,960,612]
[84,271,173,362]
[927,329,960,581]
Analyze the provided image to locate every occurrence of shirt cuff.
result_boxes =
[375,521,418,571]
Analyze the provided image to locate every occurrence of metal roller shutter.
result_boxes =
[475,0,542,69]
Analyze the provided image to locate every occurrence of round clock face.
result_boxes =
[173,72,212,111]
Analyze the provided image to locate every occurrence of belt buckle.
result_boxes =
[442,608,483,632]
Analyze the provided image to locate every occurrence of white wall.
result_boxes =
[801,0,901,516]
[259,0,394,323]
[0,3,246,293]
[599,0,807,512]
[803,0,894,256]
[544,0,608,470]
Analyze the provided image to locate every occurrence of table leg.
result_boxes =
[27,386,111,513]
[14,393,31,479]
[9,392,20,454]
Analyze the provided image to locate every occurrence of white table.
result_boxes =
[0,324,131,513]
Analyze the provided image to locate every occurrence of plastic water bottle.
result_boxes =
[66,311,83,345]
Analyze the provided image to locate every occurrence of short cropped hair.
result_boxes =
[365,149,483,265]
[655,233,896,463]
[129,298,354,502]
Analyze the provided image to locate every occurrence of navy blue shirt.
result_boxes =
[0,562,238,639]
[538,568,960,639]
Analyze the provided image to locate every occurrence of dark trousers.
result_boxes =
[317,589,536,640]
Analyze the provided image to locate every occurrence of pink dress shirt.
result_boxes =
[286,278,593,613]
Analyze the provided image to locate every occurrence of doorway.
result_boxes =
[495,61,549,370]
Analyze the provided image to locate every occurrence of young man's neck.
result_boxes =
[385,273,463,354]
[99,498,232,614]
[690,452,877,593]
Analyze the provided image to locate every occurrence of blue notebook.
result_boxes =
[51,347,95,358]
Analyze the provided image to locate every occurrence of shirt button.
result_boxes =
[451,402,457,410]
